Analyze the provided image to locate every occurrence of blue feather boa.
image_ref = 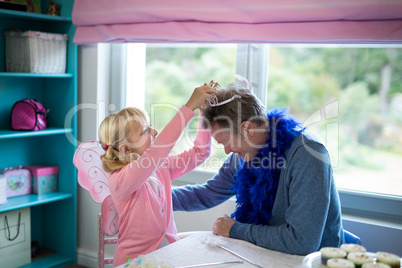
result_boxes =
[231,107,304,225]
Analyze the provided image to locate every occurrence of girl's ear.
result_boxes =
[118,144,128,153]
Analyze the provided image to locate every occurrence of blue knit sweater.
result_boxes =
[172,130,344,255]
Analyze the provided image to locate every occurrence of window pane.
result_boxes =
[143,44,236,170]
[267,44,402,197]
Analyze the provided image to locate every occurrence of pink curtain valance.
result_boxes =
[72,0,402,44]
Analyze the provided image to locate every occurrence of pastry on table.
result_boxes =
[375,252,401,268]
[362,263,391,268]
[341,244,367,253]
[347,252,374,268]
[327,258,355,268]
[320,247,347,265]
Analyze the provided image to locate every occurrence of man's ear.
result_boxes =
[241,121,254,136]
[118,144,128,153]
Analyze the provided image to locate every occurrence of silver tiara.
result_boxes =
[207,95,241,107]
[202,81,241,107]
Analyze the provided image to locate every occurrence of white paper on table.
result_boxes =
[145,231,305,268]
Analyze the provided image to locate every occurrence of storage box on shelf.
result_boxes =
[24,165,59,194]
[5,30,68,73]
[0,1,77,267]
[3,167,32,197]
[0,174,7,204]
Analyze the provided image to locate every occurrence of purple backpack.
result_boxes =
[11,99,48,131]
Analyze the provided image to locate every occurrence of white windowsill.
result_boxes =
[173,169,402,223]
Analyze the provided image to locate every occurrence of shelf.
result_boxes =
[0,72,73,78]
[0,9,71,22]
[1,1,77,265]
[0,192,73,213]
[0,128,73,139]
[21,253,72,268]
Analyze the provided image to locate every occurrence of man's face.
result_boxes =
[210,123,260,162]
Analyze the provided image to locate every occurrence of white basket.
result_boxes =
[4,30,68,73]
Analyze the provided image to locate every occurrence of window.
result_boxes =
[124,43,402,220]
[266,44,402,198]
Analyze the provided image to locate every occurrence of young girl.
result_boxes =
[98,83,217,267]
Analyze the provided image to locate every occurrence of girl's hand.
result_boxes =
[185,80,219,111]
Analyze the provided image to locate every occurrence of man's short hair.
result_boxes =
[202,83,267,134]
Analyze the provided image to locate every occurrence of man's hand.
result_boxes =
[213,214,236,237]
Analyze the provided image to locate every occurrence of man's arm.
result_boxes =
[172,153,239,211]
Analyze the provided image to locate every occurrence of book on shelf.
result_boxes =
[0,1,28,12]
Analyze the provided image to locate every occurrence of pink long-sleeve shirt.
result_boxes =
[108,106,211,267]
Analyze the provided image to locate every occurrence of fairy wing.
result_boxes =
[74,142,119,235]
[73,141,111,203]
[101,195,119,236]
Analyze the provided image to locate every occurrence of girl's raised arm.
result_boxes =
[109,85,217,199]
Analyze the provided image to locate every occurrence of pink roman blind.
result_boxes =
[72,0,402,44]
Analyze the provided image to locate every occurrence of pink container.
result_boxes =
[24,165,59,195]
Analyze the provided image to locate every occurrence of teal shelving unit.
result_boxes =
[0,1,77,267]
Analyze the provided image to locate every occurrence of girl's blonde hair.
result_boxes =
[99,107,149,173]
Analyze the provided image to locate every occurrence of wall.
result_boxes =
[77,45,103,267]
[76,45,402,268]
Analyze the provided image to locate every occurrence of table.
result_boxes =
[120,231,306,268]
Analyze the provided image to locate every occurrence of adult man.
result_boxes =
[172,83,344,255]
